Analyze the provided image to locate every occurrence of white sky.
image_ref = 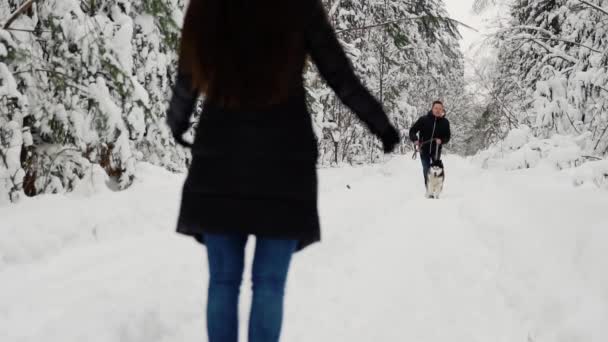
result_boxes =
[444,0,485,57]
[444,0,503,80]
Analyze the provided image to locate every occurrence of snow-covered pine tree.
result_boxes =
[1,0,188,202]
[0,19,27,204]
[2,0,468,201]
[487,0,608,156]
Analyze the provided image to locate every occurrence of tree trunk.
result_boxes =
[334,141,339,165]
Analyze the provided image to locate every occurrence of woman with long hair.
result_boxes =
[166,0,400,341]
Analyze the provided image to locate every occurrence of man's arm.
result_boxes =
[442,119,451,145]
[409,117,422,142]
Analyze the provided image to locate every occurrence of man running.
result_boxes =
[409,101,451,186]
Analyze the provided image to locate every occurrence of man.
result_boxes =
[409,100,451,186]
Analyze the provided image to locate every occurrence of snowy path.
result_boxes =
[1,156,606,342]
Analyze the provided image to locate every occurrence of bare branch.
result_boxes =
[497,25,602,53]
[447,18,480,33]
[328,0,341,18]
[14,68,91,95]
[495,25,568,40]
[3,27,50,33]
[336,15,479,34]
[504,35,579,64]
[2,0,36,30]
[578,0,608,16]
[466,58,521,126]
[336,16,420,34]
[508,35,601,53]
[594,124,608,151]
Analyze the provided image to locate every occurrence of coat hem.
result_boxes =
[176,224,320,252]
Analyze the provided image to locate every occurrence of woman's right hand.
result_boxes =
[173,132,193,148]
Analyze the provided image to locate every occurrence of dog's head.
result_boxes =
[429,160,444,177]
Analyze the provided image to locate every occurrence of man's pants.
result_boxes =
[420,153,432,186]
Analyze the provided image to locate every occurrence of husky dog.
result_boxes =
[426,159,444,199]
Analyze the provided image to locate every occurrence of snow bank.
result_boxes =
[567,159,608,190]
[472,126,591,170]
[0,163,183,269]
[72,164,110,196]
[460,170,608,342]
[0,156,606,342]
[472,126,607,189]
[0,159,390,269]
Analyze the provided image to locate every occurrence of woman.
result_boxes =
[166,0,400,341]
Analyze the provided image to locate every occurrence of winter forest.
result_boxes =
[1,0,607,201]
[0,0,466,202]
[1,1,607,342]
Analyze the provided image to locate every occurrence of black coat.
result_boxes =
[409,112,451,158]
[166,0,395,251]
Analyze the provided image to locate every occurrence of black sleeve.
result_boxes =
[304,0,391,137]
[166,71,198,138]
[409,117,422,142]
[442,119,451,144]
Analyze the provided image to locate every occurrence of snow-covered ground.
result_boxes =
[1,155,607,342]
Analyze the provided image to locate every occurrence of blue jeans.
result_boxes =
[420,153,432,186]
[204,234,298,342]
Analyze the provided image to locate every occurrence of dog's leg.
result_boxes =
[436,182,443,199]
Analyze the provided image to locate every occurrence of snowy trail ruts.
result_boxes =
[1,156,606,342]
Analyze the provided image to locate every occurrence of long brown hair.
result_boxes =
[179,0,308,109]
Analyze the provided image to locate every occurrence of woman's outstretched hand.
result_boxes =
[173,132,193,148]
[167,118,193,148]
[380,125,400,154]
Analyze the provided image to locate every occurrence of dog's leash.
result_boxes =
[434,143,440,162]
[411,139,434,160]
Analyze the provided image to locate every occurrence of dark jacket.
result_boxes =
[409,111,451,158]
[166,0,396,251]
